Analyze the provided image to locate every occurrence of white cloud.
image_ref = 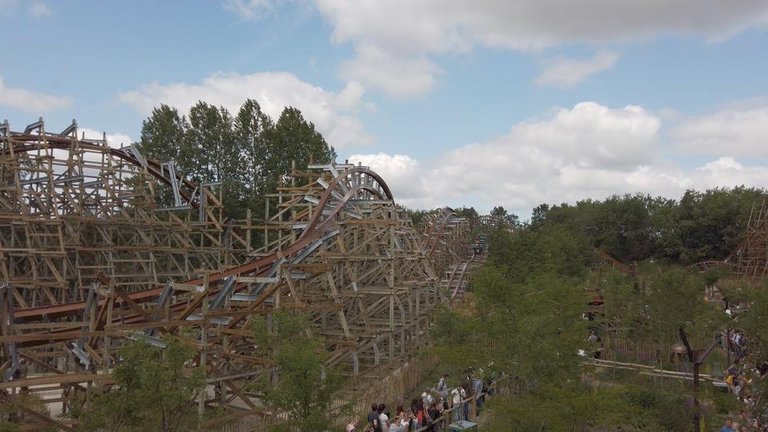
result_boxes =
[0,75,72,113]
[344,101,768,216]
[346,153,431,208]
[78,127,134,149]
[29,1,50,17]
[680,157,768,194]
[318,0,768,53]
[119,72,373,149]
[422,102,663,210]
[534,50,620,88]
[314,0,768,97]
[670,104,768,157]
[0,0,52,17]
[0,0,18,13]
[506,102,660,170]
[340,45,440,98]
[347,102,664,212]
[222,0,272,20]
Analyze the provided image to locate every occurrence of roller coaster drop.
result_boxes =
[0,119,474,429]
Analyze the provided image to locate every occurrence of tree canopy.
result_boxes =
[430,189,768,430]
[138,101,336,219]
[528,187,765,265]
[77,337,204,432]
[250,311,346,432]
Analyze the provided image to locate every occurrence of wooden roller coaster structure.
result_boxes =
[686,198,768,279]
[0,119,473,429]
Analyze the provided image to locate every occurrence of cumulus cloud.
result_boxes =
[78,127,134,149]
[344,101,768,216]
[670,103,768,157]
[0,0,17,14]
[506,102,660,170]
[318,0,768,54]
[222,0,272,20]
[345,153,431,208]
[534,50,620,88]
[0,75,72,113]
[119,72,373,149]
[314,0,768,97]
[340,45,440,98]
[0,0,52,17]
[422,102,663,210]
[691,157,768,189]
[29,1,50,17]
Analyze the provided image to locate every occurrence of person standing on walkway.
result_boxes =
[378,403,390,432]
[451,388,464,422]
[368,403,380,432]
[472,374,484,413]
[437,373,449,401]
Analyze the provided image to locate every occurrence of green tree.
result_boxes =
[453,206,479,221]
[266,107,336,191]
[432,222,593,400]
[676,187,764,264]
[78,338,204,432]
[235,99,274,219]
[523,187,766,264]
[646,196,681,261]
[403,207,433,227]
[137,101,338,220]
[488,205,520,230]
[488,223,593,284]
[137,105,194,208]
[186,101,249,216]
[138,105,192,174]
[251,311,345,432]
[598,263,725,366]
[530,203,550,227]
[434,192,756,429]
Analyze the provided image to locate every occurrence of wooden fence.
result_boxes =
[602,336,663,365]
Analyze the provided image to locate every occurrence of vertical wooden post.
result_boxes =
[198,273,209,419]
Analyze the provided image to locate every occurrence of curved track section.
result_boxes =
[419,208,476,302]
[421,208,471,273]
[0,120,472,428]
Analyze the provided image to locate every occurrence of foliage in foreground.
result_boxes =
[251,311,347,432]
[432,214,749,429]
[0,393,55,432]
[77,337,203,432]
[480,381,711,431]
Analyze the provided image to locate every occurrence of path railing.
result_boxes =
[411,381,500,432]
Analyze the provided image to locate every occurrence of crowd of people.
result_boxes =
[346,368,496,432]
[719,328,768,431]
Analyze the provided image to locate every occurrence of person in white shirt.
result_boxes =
[452,388,464,421]
[378,403,390,432]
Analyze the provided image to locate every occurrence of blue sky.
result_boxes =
[2,0,768,215]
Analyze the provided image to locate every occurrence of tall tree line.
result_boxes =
[525,187,767,265]
[139,101,336,219]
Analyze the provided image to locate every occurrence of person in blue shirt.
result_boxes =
[720,418,734,432]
